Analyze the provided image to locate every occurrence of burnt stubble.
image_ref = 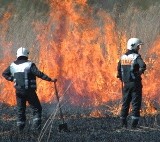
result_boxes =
[0,104,160,142]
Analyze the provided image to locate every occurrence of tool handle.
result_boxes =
[54,82,65,124]
[54,82,60,101]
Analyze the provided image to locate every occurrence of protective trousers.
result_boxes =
[16,89,42,130]
[120,81,142,127]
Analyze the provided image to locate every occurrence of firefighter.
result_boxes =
[117,38,146,129]
[2,47,57,131]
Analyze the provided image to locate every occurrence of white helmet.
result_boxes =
[16,47,29,58]
[127,38,143,50]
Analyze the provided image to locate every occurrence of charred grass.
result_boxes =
[0,103,160,142]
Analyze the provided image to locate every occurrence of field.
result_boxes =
[1,1,160,142]
[0,103,160,142]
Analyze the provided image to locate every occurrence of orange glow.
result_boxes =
[0,7,15,106]
[142,36,160,102]
[90,109,104,118]
[0,1,159,117]
[141,99,157,116]
[33,0,122,106]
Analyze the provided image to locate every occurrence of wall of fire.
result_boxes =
[0,0,160,109]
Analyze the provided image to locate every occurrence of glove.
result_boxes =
[8,76,14,82]
[51,78,57,83]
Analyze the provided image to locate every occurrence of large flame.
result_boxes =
[34,0,123,106]
[0,6,15,105]
[0,1,159,117]
[143,36,160,103]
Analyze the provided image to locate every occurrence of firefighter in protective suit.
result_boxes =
[2,47,57,131]
[117,38,146,129]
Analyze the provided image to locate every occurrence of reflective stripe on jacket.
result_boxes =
[120,53,139,82]
[10,61,36,89]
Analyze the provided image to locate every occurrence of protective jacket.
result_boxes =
[2,58,52,90]
[117,50,146,83]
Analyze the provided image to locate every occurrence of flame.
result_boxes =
[89,109,104,118]
[0,1,159,117]
[0,5,14,106]
[143,36,160,101]
[33,0,123,107]
[141,99,157,116]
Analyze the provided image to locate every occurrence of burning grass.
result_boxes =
[0,0,160,107]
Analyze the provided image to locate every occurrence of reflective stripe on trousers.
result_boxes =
[17,121,25,126]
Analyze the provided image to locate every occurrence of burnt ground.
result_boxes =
[0,103,160,142]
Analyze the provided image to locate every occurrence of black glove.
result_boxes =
[8,76,14,82]
[117,74,122,81]
[51,78,57,83]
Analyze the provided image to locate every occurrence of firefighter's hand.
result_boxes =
[51,78,57,83]
[8,76,14,82]
[116,74,120,78]
[116,74,122,81]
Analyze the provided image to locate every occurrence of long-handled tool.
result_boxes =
[54,82,68,132]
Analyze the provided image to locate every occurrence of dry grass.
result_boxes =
[115,3,160,51]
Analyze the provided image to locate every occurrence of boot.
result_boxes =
[17,121,25,132]
[32,118,41,131]
[131,119,139,129]
[18,124,25,132]
[121,118,127,128]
